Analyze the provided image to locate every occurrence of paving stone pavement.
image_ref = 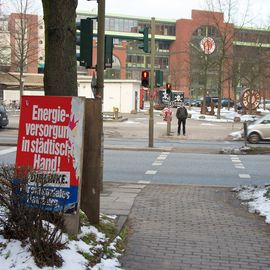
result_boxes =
[120,184,270,270]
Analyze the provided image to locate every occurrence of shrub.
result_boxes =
[0,165,66,267]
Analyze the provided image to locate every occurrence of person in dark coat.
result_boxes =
[176,102,188,136]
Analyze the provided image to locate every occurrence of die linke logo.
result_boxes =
[16,96,85,212]
[200,37,216,54]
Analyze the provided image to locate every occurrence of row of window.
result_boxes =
[235,30,270,44]
[77,14,175,36]
[126,54,169,69]
[193,25,219,38]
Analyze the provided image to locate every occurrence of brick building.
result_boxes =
[78,9,270,100]
[2,9,270,102]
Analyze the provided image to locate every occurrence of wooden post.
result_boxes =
[81,99,101,224]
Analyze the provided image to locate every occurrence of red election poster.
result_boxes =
[16,96,85,213]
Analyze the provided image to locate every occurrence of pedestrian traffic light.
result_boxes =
[76,18,93,69]
[166,83,172,94]
[138,27,149,53]
[155,70,163,87]
[141,70,149,87]
[104,36,114,69]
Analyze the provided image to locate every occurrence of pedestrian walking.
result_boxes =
[176,102,188,135]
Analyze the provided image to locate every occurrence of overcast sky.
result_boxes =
[77,0,269,27]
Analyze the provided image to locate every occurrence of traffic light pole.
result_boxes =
[149,17,155,148]
[96,0,105,191]
[167,97,171,136]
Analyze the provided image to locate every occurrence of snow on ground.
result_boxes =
[187,107,268,123]
[0,216,124,270]
[233,185,270,224]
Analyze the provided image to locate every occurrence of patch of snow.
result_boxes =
[234,185,270,224]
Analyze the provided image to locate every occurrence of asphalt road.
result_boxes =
[104,149,270,186]
[1,146,269,187]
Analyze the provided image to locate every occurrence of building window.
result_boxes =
[192,25,218,38]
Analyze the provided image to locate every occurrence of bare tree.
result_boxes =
[0,1,11,72]
[7,0,39,102]
[204,0,251,118]
[170,52,182,91]
[234,43,270,113]
[189,38,217,114]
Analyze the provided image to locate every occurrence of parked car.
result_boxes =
[204,96,219,107]
[184,99,201,107]
[0,105,9,128]
[192,100,201,107]
[246,113,270,143]
[259,99,270,110]
[221,98,234,107]
[235,102,242,111]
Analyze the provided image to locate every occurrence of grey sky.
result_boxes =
[77,0,269,27]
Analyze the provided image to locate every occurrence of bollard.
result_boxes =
[243,121,248,146]
[113,107,119,119]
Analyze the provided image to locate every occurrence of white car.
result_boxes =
[247,113,270,143]
[259,100,270,110]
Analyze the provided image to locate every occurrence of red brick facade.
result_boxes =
[8,13,39,73]
[170,10,234,98]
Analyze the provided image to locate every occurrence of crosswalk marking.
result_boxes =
[152,162,162,166]
[145,170,157,175]
[138,180,150,184]
[239,174,251,179]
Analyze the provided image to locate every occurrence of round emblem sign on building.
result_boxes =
[200,37,216,54]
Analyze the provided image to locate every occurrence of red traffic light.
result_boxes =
[142,70,149,79]
[166,83,172,94]
[166,83,171,90]
[141,70,149,87]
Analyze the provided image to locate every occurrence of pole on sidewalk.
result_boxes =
[96,0,105,191]
[243,121,247,146]
[166,97,171,136]
[149,17,155,148]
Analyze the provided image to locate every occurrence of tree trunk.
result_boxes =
[42,0,78,96]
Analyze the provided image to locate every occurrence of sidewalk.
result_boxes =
[119,184,270,270]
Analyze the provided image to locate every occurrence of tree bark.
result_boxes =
[42,0,78,96]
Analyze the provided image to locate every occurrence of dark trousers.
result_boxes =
[177,119,186,135]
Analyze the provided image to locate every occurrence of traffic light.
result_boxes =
[138,27,149,53]
[166,83,172,94]
[155,70,163,87]
[141,70,149,87]
[104,36,114,69]
[76,18,93,69]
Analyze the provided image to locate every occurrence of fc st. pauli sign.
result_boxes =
[200,37,216,55]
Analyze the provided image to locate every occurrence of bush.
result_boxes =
[0,165,66,267]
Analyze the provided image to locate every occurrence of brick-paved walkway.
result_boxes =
[120,185,270,270]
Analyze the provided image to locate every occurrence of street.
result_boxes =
[1,111,269,187]
[1,145,269,187]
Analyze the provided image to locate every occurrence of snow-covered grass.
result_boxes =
[188,106,269,123]
[233,185,270,224]
[0,213,125,270]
